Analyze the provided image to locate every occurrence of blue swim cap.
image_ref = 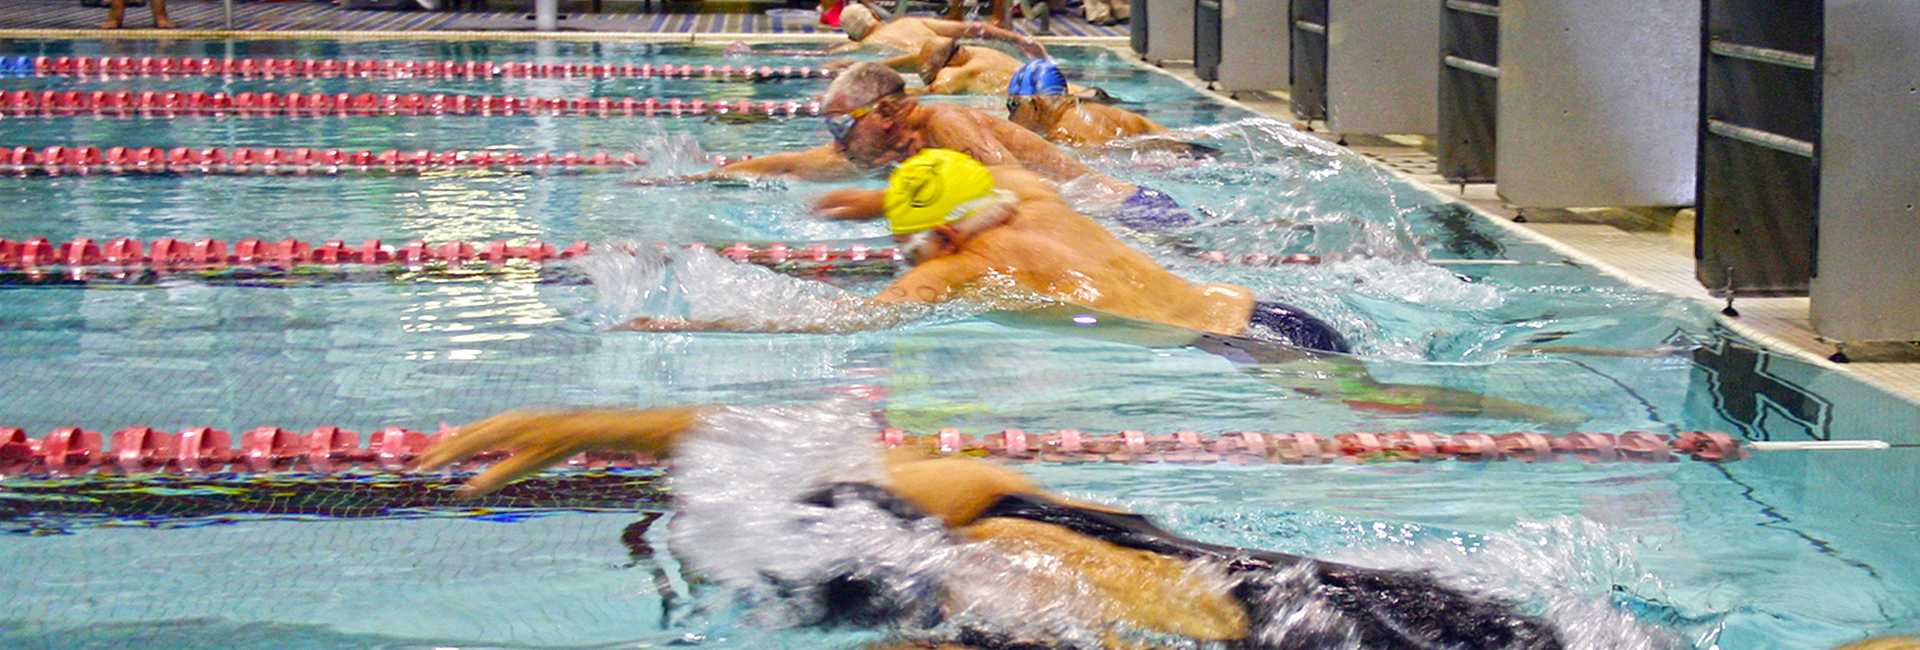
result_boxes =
[1008,60,1037,96]
[1029,59,1067,96]
[1008,59,1067,96]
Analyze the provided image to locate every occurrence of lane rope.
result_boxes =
[2,145,653,174]
[0,237,903,279]
[0,90,824,118]
[0,54,836,82]
[0,426,1753,477]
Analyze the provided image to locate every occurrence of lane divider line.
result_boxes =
[0,427,1755,477]
[1,90,823,118]
[2,54,835,82]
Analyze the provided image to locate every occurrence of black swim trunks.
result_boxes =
[1242,300,1351,354]
[1117,185,1202,230]
[791,486,1562,650]
[976,494,1564,650]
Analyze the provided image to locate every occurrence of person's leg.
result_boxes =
[1109,0,1127,22]
[150,0,176,28]
[100,0,127,28]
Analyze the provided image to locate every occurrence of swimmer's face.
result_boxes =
[825,95,909,168]
[1005,96,1043,133]
[893,228,951,266]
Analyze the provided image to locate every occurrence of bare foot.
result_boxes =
[155,19,178,28]
[99,20,124,28]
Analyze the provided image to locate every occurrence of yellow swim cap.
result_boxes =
[884,148,996,235]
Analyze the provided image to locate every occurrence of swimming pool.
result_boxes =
[0,37,1915,650]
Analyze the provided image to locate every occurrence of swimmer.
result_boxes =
[635,149,1577,422]
[1006,59,1173,147]
[670,63,1201,231]
[417,400,1568,650]
[625,148,1344,354]
[822,4,1048,60]
[907,38,1113,101]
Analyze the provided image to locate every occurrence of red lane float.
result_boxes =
[0,90,824,119]
[1,146,648,175]
[29,56,833,82]
[0,427,1750,477]
[0,237,905,275]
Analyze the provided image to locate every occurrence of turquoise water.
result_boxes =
[0,38,1916,650]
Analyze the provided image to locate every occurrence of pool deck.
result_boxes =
[5,4,1918,407]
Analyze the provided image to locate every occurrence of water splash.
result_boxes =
[1322,516,1685,650]
[572,243,944,333]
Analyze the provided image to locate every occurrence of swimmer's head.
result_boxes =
[884,148,995,236]
[839,3,878,40]
[823,62,907,114]
[916,37,962,85]
[1010,59,1067,96]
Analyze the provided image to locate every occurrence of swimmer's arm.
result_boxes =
[872,255,983,304]
[826,40,869,55]
[645,145,862,184]
[813,187,888,220]
[824,52,912,71]
[924,118,1024,169]
[914,68,973,96]
[884,454,1139,525]
[924,19,1048,59]
[418,406,717,495]
[858,51,924,72]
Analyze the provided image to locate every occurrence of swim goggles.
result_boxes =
[825,97,886,142]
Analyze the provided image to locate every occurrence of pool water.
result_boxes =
[0,38,1915,650]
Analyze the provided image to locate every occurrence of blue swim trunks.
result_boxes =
[1242,300,1350,353]
[1116,186,1201,230]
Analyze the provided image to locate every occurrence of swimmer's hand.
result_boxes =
[813,187,887,221]
[418,407,714,496]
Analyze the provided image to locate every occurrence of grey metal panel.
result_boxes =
[1495,0,1700,207]
[1214,0,1290,91]
[1131,0,1150,54]
[1695,0,1819,296]
[1290,0,1328,121]
[1325,0,1438,135]
[1811,1,1920,342]
[1438,0,1499,183]
[1196,0,1222,79]
[1142,0,1195,62]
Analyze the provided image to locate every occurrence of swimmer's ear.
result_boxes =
[927,225,964,252]
[1033,95,1075,114]
[875,94,912,116]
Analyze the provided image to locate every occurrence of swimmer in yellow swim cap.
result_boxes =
[884,148,998,234]
[620,151,1573,422]
[882,148,1011,265]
